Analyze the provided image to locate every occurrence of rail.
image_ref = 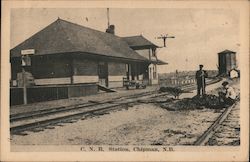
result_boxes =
[193,103,237,145]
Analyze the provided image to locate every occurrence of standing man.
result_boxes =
[195,64,208,96]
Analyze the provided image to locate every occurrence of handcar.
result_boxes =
[123,79,146,90]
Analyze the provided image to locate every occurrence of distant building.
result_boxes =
[229,69,240,79]
[218,49,237,75]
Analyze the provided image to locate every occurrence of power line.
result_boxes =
[157,34,175,47]
[107,8,110,27]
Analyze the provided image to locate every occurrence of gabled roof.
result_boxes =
[122,35,158,49]
[218,49,236,54]
[10,19,148,62]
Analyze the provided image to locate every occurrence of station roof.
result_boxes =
[10,19,148,62]
[156,59,168,65]
[218,49,236,54]
[151,59,168,65]
[122,35,159,49]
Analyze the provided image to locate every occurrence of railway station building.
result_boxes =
[10,18,166,105]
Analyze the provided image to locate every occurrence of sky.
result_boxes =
[11,8,240,73]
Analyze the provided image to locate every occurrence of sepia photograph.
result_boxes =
[1,0,249,161]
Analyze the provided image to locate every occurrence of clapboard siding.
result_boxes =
[73,58,98,76]
[32,55,71,79]
[108,62,126,76]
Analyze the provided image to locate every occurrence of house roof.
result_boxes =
[10,19,148,62]
[156,59,168,65]
[218,49,236,54]
[122,35,158,48]
[151,59,168,65]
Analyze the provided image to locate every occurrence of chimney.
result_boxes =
[106,25,115,34]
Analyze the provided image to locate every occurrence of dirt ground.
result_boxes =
[11,103,221,145]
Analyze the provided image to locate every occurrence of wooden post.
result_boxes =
[22,67,27,104]
[70,56,74,84]
[20,49,34,104]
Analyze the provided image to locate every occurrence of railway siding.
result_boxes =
[206,101,240,146]
[10,92,171,134]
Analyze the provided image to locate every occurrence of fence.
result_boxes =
[10,84,98,106]
[159,77,196,87]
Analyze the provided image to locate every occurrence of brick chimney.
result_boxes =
[106,25,115,34]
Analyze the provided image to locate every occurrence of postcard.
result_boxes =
[1,0,249,161]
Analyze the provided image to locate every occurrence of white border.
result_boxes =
[1,1,249,161]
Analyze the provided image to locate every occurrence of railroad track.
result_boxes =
[193,103,237,145]
[10,78,222,135]
[10,92,169,134]
[10,91,154,122]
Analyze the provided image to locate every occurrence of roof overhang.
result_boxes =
[218,50,236,54]
[129,45,159,50]
[10,51,151,63]
[150,59,168,65]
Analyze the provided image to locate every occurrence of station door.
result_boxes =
[98,62,108,87]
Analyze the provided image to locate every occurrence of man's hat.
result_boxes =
[222,81,229,86]
[199,64,204,67]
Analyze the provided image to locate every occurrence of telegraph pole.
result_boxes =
[185,58,188,70]
[107,8,110,27]
[157,34,175,47]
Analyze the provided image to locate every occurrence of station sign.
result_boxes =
[21,49,35,55]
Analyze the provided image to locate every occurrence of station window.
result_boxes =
[153,65,157,79]
[152,48,156,57]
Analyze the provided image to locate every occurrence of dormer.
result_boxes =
[122,35,159,60]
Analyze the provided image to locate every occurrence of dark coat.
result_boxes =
[195,70,208,86]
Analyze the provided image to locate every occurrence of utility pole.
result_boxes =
[185,58,188,70]
[107,8,110,27]
[157,34,175,47]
